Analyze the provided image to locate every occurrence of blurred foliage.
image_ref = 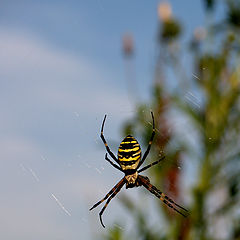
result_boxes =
[160,19,181,42]
[228,6,240,28]
[203,0,215,11]
[103,1,240,240]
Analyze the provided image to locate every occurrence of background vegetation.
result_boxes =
[104,0,240,239]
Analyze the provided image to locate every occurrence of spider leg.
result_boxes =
[138,175,188,217]
[138,111,155,168]
[100,115,119,163]
[105,153,124,172]
[89,178,125,211]
[138,156,165,173]
[99,179,126,228]
[150,184,188,212]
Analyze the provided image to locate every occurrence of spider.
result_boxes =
[90,112,188,228]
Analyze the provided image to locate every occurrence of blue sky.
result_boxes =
[0,1,221,239]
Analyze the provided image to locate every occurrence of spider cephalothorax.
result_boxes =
[89,112,188,228]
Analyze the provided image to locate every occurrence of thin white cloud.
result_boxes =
[0,28,134,117]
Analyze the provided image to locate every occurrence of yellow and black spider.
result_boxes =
[90,112,188,228]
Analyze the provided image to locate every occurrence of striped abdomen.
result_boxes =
[118,135,141,170]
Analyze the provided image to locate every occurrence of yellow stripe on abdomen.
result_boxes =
[118,147,139,153]
[118,135,141,170]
